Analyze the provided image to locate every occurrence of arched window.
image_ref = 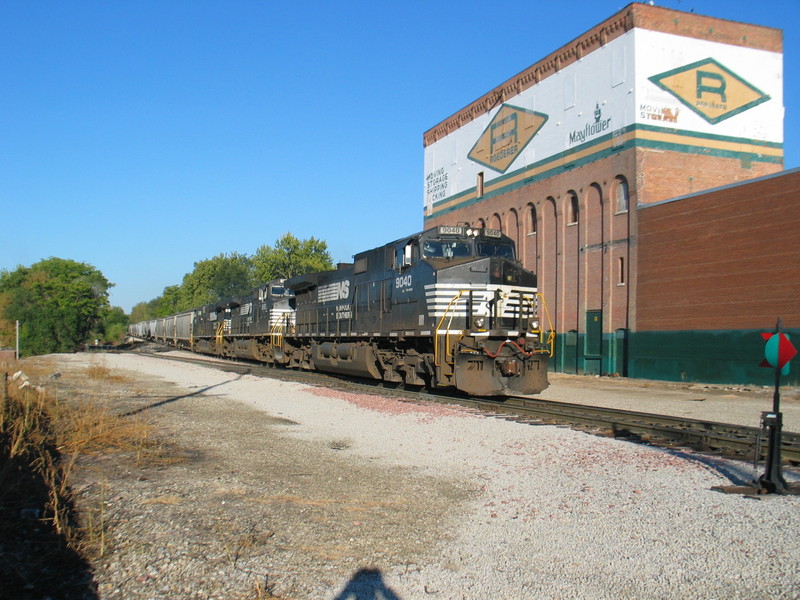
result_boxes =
[567,191,579,225]
[615,176,630,212]
[477,218,486,228]
[527,203,537,234]
[508,208,520,248]
[490,213,502,231]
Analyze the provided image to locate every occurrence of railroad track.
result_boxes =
[124,346,800,466]
[439,394,800,465]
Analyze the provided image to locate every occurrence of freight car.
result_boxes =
[129,226,553,396]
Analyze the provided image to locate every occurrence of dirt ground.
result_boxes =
[6,351,799,600]
[14,353,472,600]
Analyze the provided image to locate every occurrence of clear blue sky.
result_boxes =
[2,1,798,313]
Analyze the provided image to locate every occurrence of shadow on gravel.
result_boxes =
[333,568,403,600]
[120,374,244,417]
[0,457,98,600]
[665,448,756,486]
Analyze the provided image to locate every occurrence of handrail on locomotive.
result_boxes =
[434,288,554,361]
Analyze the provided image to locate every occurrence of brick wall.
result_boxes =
[629,4,781,52]
[636,169,800,332]
[636,149,782,206]
[427,142,784,328]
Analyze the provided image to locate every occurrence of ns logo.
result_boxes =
[318,280,351,303]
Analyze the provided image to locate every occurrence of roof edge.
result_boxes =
[423,2,782,148]
[638,167,800,210]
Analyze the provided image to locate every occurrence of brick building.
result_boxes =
[633,168,800,385]
[422,2,791,384]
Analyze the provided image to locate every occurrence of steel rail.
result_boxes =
[448,394,800,464]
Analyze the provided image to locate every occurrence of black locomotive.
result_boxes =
[128,226,553,396]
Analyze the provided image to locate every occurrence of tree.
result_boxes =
[127,233,335,324]
[252,233,333,282]
[179,252,254,308]
[157,285,184,317]
[94,306,129,343]
[130,298,160,323]
[0,258,112,356]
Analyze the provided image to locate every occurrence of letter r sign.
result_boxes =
[696,70,727,102]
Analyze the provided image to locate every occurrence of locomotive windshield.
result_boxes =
[476,241,515,260]
[421,239,515,261]
[422,240,472,259]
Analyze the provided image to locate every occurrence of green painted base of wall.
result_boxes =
[551,328,798,386]
[553,331,627,377]
[628,329,799,386]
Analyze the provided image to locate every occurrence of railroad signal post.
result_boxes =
[714,317,799,496]
[756,318,797,494]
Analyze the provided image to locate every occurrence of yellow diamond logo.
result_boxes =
[649,58,770,124]
[468,104,548,173]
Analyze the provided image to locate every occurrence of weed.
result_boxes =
[0,364,155,556]
[86,364,111,379]
[78,479,109,559]
[85,363,132,383]
[249,574,280,599]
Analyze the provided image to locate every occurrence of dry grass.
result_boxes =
[1,360,157,557]
[57,396,153,457]
[85,364,132,383]
[1,359,285,599]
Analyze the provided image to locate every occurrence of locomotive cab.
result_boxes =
[399,226,551,396]
[370,225,549,395]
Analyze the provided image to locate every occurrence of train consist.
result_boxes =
[128,226,554,396]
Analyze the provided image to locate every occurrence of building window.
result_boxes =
[527,203,537,234]
[477,172,484,197]
[618,257,626,285]
[567,192,579,225]
[616,176,629,213]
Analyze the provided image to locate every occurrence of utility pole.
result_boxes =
[15,320,20,360]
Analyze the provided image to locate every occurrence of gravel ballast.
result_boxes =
[25,353,800,599]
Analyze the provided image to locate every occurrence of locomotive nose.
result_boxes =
[489,258,537,287]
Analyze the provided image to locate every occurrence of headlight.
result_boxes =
[474,317,485,329]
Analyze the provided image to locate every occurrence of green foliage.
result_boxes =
[0,258,112,356]
[179,252,254,309]
[252,233,333,282]
[129,298,160,323]
[130,233,334,321]
[96,306,129,343]
[156,285,184,317]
